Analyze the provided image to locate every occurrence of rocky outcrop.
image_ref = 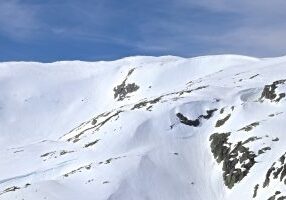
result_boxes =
[113,68,140,101]
[260,80,286,102]
[176,109,217,127]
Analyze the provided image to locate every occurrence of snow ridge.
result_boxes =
[0,54,286,200]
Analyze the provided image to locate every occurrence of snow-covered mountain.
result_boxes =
[0,55,286,200]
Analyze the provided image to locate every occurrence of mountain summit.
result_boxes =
[0,55,286,200]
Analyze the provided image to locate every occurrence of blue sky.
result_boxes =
[0,0,286,62]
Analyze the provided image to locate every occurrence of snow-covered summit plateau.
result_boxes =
[0,54,286,199]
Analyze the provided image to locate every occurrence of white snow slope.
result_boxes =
[0,55,286,200]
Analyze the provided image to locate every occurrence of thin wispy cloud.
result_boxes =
[0,0,285,61]
[0,0,40,39]
[135,0,286,57]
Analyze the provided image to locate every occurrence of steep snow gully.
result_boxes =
[1,55,286,200]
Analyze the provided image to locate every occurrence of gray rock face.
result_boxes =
[113,68,140,101]
[215,114,231,127]
[114,82,140,101]
[176,109,217,127]
[262,152,286,188]
[209,132,258,189]
[260,79,286,102]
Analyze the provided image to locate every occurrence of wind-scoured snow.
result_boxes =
[0,54,285,200]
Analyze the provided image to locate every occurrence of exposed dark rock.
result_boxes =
[146,105,153,111]
[220,107,225,114]
[59,150,74,156]
[114,82,140,101]
[84,139,100,148]
[126,68,135,76]
[178,85,209,96]
[41,151,56,158]
[242,136,262,145]
[280,165,286,181]
[1,186,20,195]
[132,97,161,110]
[100,156,125,165]
[210,132,258,188]
[215,114,231,127]
[253,184,259,198]
[202,109,218,119]
[176,113,200,127]
[258,147,271,155]
[258,152,286,190]
[268,112,284,117]
[94,111,122,131]
[176,109,217,127]
[209,132,231,163]
[238,122,260,132]
[113,68,140,101]
[25,183,31,188]
[276,191,282,195]
[13,149,24,153]
[276,93,286,102]
[267,191,283,200]
[131,85,208,111]
[67,110,122,143]
[272,137,280,142]
[91,118,97,125]
[249,74,260,79]
[260,79,286,102]
[280,154,285,164]
[263,165,276,187]
[273,166,284,179]
[105,158,113,164]
[268,195,276,200]
[63,164,92,177]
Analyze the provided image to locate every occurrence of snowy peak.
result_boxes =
[0,55,286,200]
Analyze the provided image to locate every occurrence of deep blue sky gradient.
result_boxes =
[0,0,286,62]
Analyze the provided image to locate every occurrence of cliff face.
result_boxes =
[0,55,286,200]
